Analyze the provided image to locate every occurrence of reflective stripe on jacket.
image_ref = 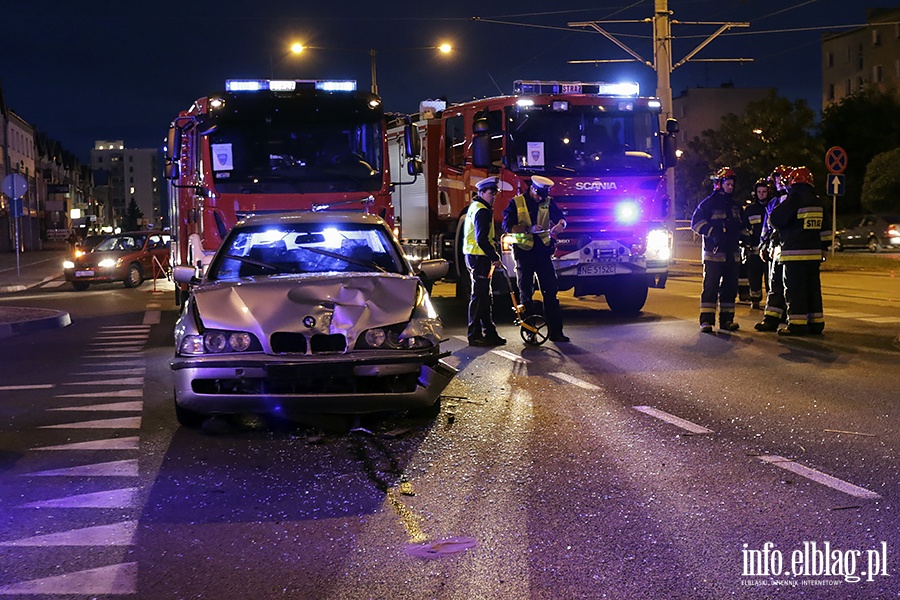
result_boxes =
[510,194,550,251]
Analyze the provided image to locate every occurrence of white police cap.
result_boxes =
[530,175,555,190]
[475,177,500,192]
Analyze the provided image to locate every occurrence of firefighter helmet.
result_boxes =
[770,164,790,182]
[711,166,736,190]
[787,166,814,187]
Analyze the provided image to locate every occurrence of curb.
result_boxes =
[0,309,72,339]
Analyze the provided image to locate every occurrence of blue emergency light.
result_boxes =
[225,79,357,92]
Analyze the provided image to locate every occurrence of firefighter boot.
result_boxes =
[777,323,808,336]
[754,317,780,332]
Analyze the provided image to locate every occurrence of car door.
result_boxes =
[845,217,866,247]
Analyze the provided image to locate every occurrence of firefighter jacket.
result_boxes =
[463,198,500,261]
[769,183,832,262]
[743,199,768,247]
[758,191,786,260]
[501,191,564,254]
[690,190,751,262]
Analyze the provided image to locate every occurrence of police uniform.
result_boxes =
[463,177,505,346]
[501,175,569,342]
[690,173,751,332]
[768,169,831,335]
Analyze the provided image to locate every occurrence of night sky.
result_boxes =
[1,1,868,163]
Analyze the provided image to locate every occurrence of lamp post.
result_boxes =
[369,43,452,95]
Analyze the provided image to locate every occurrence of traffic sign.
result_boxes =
[825,146,847,174]
[1,173,28,199]
[827,173,845,196]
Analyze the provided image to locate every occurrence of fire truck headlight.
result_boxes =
[645,229,672,261]
[615,201,640,225]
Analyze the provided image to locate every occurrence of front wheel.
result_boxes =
[72,281,90,291]
[605,278,649,315]
[868,237,882,253]
[123,263,143,288]
[174,396,207,428]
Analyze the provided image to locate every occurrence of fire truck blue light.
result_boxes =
[615,202,640,225]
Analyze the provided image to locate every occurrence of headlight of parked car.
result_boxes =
[178,329,262,355]
[98,258,117,268]
[355,285,442,350]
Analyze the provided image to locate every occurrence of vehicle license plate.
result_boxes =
[577,263,616,276]
[75,270,95,277]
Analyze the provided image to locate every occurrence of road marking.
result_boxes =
[40,417,142,429]
[827,310,872,319]
[0,562,137,595]
[56,389,143,399]
[549,372,600,390]
[860,316,900,324]
[143,310,160,325]
[633,406,714,434]
[25,459,139,477]
[18,487,138,509]
[0,384,54,391]
[491,349,530,363]
[65,377,144,386]
[93,334,149,340]
[757,455,881,499]
[50,401,143,412]
[72,368,146,376]
[99,325,151,331]
[0,521,137,547]
[40,280,67,288]
[33,437,140,451]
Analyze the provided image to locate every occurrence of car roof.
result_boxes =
[235,212,387,228]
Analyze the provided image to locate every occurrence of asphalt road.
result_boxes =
[0,272,897,599]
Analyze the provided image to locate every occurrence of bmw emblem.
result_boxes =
[302,316,316,329]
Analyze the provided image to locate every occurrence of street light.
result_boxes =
[369,43,452,95]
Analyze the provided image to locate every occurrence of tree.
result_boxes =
[123,198,144,231]
[861,148,900,213]
[821,88,900,215]
[675,91,821,217]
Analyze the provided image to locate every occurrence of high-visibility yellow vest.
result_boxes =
[463,199,495,255]
[510,194,550,251]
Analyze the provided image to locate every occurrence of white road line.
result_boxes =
[826,311,873,319]
[491,349,530,363]
[143,310,161,325]
[50,401,143,412]
[0,384,54,391]
[65,377,144,386]
[0,562,137,595]
[25,459,139,477]
[549,372,600,390]
[633,406,714,434]
[18,487,138,509]
[55,389,143,399]
[33,437,140,451]
[40,280,67,288]
[0,521,137,547]
[99,325,151,331]
[861,316,900,324]
[72,368,146,376]
[40,417,142,429]
[757,455,881,499]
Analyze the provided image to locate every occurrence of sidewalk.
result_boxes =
[0,249,72,337]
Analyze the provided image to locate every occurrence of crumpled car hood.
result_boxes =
[191,273,439,349]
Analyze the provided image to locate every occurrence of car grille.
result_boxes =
[270,332,346,354]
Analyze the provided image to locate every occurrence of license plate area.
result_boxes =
[577,263,616,276]
[75,270,95,277]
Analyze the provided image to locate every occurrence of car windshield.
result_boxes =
[96,235,146,252]
[208,221,407,281]
[505,105,663,176]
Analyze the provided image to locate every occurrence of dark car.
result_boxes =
[834,214,900,253]
[169,212,454,427]
[63,231,170,290]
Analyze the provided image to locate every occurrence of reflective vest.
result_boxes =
[463,199,495,256]
[510,194,550,251]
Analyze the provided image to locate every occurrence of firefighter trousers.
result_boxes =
[465,254,499,340]
[744,253,766,302]
[761,259,786,326]
[782,260,824,333]
[700,259,739,326]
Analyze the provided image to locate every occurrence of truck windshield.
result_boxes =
[206,93,385,194]
[505,106,663,176]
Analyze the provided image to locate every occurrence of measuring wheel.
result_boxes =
[520,314,548,346]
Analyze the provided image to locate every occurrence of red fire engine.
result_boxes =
[165,79,419,303]
[388,80,678,314]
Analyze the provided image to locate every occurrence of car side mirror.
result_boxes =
[173,265,200,285]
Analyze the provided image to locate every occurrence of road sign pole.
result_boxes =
[831,195,837,258]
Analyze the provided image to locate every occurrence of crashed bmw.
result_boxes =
[170,212,455,427]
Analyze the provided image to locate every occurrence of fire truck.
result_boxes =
[388,80,678,314]
[165,78,420,303]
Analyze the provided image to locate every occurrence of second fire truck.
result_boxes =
[388,80,678,314]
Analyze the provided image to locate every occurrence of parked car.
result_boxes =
[834,214,900,252]
[170,212,454,427]
[63,231,170,290]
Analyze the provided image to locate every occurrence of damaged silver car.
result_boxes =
[170,212,455,427]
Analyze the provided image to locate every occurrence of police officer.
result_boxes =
[740,178,771,309]
[463,177,506,346]
[768,166,831,335]
[690,167,751,333]
[755,165,790,332]
[501,175,570,343]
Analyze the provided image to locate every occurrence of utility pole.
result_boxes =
[569,0,750,223]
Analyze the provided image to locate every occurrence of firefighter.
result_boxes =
[690,167,751,333]
[501,175,570,343]
[463,177,506,346]
[755,165,791,331]
[740,178,771,309]
[768,166,831,335]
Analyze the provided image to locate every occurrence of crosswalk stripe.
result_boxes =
[0,521,137,547]
[33,437,140,451]
[0,385,54,391]
[0,562,137,595]
[860,316,900,324]
[66,377,144,386]
[55,389,143,398]
[25,459,138,477]
[40,417,141,429]
[143,310,161,325]
[549,372,601,390]
[72,368,146,376]
[18,487,138,509]
[50,401,142,412]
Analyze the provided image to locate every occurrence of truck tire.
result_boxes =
[605,277,649,315]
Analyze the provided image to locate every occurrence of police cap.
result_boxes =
[475,177,499,192]
[530,175,555,190]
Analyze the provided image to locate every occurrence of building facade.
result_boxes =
[822,8,900,108]
[672,85,775,146]
[90,141,161,230]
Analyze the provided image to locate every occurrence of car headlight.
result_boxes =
[178,330,261,355]
[98,258,117,268]
[63,260,75,269]
[356,285,443,350]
